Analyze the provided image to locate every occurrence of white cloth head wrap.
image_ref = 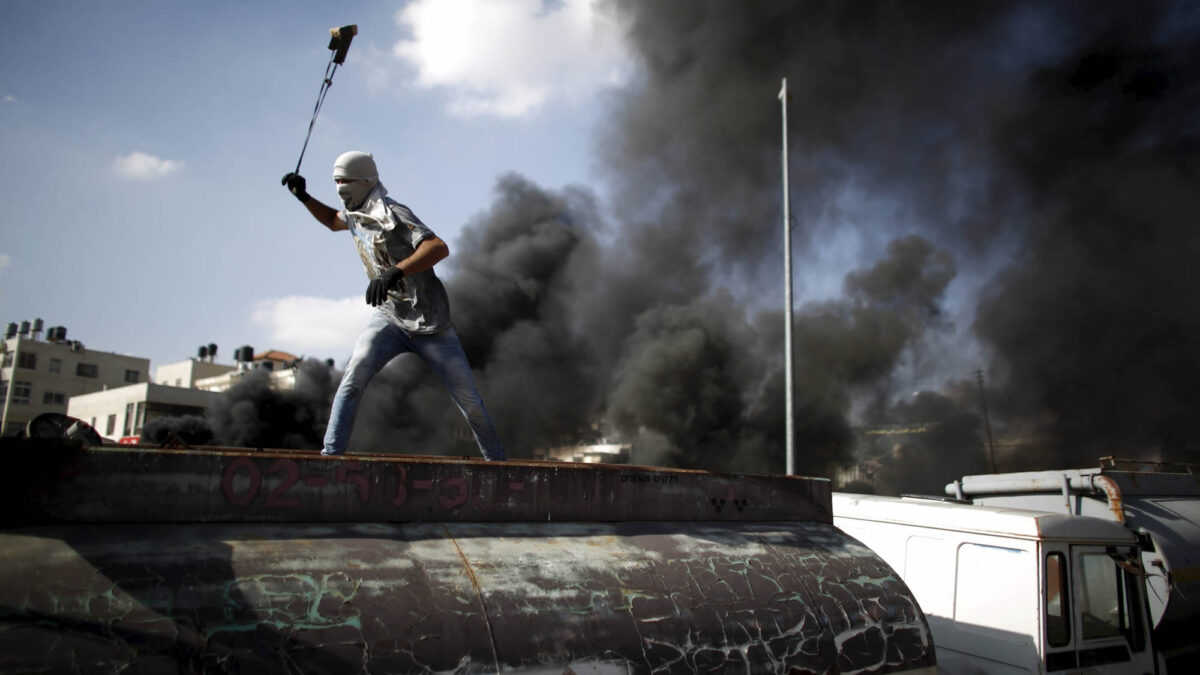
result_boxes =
[333,151,379,210]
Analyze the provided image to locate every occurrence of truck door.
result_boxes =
[1070,545,1155,675]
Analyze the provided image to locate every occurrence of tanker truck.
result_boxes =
[0,422,937,674]
[946,458,1200,673]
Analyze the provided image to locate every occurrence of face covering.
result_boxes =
[333,151,379,210]
[336,180,373,210]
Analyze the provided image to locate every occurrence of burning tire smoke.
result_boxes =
[143,360,336,450]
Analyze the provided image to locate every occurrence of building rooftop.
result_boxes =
[255,350,298,362]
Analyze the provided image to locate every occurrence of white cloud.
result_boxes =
[393,0,632,119]
[3,95,16,103]
[111,151,184,180]
[252,295,370,357]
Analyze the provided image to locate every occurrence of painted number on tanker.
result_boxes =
[222,457,377,507]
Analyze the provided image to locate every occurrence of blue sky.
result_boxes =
[0,0,630,372]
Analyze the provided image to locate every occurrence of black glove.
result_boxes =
[281,172,312,203]
[366,267,405,306]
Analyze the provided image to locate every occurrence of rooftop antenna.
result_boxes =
[779,77,796,476]
[976,368,998,472]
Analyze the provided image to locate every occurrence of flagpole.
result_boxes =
[779,77,795,476]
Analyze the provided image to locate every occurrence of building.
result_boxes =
[153,349,303,392]
[1,320,149,436]
[2,317,317,442]
[193,350,301,392]
[67,382,221,442]
[70,350,306,442]
[154,358,236,388]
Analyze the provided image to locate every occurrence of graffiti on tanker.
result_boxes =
[221,458,527,511]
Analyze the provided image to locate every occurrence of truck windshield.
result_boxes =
[1079,552,1124,640]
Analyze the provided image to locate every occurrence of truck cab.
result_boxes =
[947,459,1200,673]
[833,493,1156,674]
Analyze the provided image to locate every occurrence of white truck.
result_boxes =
[946,459,1200,673]
[833,493,1157,674]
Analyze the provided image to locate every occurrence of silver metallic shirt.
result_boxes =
[342,186,452,334]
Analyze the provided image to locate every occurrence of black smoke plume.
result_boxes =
[976,17,1200,466]
[580,0,1199,484]
[141,360,336,450]
[142,415,213,446]
[207,360,335,449]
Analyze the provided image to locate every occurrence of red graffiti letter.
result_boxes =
[265,458,301,508]
[393,465,408,506]
[223,457,262,506]
[439,476,468,510]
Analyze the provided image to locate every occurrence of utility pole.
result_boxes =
[779,78,796,476]
[976,368,997,472]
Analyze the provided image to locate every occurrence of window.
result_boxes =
[42,391,66,406]
[1125,561,1147,652]
[124,369,140,384]
[17,352,37,369]
[1079,552,1124,640]
[106,414,116,436]
[77,363,98,378]
[11,381,32,404]
[2,353,12,367]
[124,403,135,436]
[49,358,62,373]
[1046,553,1071,648]
[1072,549,1147,668]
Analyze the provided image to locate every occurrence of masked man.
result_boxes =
[282,152,505,461]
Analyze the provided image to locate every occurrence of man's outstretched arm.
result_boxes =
[282,172,347,232]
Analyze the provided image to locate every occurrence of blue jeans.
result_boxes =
[323,314,505,460]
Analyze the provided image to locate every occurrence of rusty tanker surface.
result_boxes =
[0,439,936,674]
